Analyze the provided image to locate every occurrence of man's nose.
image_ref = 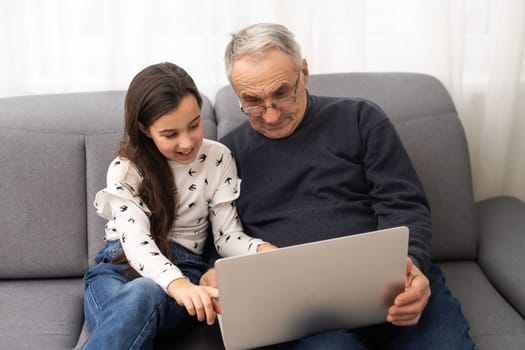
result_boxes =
[261,106,281,123]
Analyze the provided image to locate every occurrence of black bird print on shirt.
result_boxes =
[215,154,223,166]
[100,146,254,286]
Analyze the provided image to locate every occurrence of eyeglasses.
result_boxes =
[239,72,300,117]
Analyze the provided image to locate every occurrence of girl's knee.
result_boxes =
[125,278,167,304]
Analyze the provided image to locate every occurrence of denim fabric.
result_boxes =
[264,264,475,350]
[82,240,208,350]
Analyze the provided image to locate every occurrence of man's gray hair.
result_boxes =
[224,23,303,80]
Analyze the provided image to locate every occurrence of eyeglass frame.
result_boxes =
[238,72,301,117]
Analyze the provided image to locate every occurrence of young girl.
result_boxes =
[82,62,274,349]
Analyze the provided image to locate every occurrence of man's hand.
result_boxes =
[167,277,219,325]
[387,258,431,326]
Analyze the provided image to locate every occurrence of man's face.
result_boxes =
[230,49,309,139]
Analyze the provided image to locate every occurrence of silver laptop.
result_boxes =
[215,226,409,350]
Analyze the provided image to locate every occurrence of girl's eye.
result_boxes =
[190,122,200,130]
[166,133,178,138]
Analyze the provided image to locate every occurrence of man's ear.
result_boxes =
[138,122,151,138]
[301,58,309,85]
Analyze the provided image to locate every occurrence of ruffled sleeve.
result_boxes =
[209,148,265,257]
[94,158,150,222]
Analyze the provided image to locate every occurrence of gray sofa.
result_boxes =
[1,73,524,349]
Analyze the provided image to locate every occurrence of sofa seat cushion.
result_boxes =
[440,261,525,348]
[0,279,84,350]
[477,196,525,317]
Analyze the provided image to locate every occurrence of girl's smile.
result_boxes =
[139,94,204,164]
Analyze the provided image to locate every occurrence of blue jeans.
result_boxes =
[81,240,207,350]
[264,264,475,350]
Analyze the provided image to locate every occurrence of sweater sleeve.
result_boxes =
[360,106,432,274]
[94,158,185,293]
[209,150,265,257]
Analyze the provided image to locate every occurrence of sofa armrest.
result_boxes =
[477,195,525,317]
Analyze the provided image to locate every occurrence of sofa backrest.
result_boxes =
[0,91,216,278]
[0,72,477,279]
[213,72,477,261]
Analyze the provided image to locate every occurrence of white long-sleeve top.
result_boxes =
[93,139,264,292]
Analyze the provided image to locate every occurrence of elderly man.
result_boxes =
[202,23,474,349]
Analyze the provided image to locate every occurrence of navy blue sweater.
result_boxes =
[220,93,432,274]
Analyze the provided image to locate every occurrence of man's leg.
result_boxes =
[262,329,368,350]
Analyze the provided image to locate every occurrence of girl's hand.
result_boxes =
[167,277,219,325]
[256,243,278,252]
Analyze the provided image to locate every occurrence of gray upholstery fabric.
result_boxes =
[2,74,525,349]
[0,279,84,350]
[0,122,89,278]
[441,262,525,348]
[85,132,123,266]
[477,196,525,317]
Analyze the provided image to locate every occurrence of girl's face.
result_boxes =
[140,94,204,164]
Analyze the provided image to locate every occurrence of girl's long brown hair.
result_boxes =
[112,62,203,272]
